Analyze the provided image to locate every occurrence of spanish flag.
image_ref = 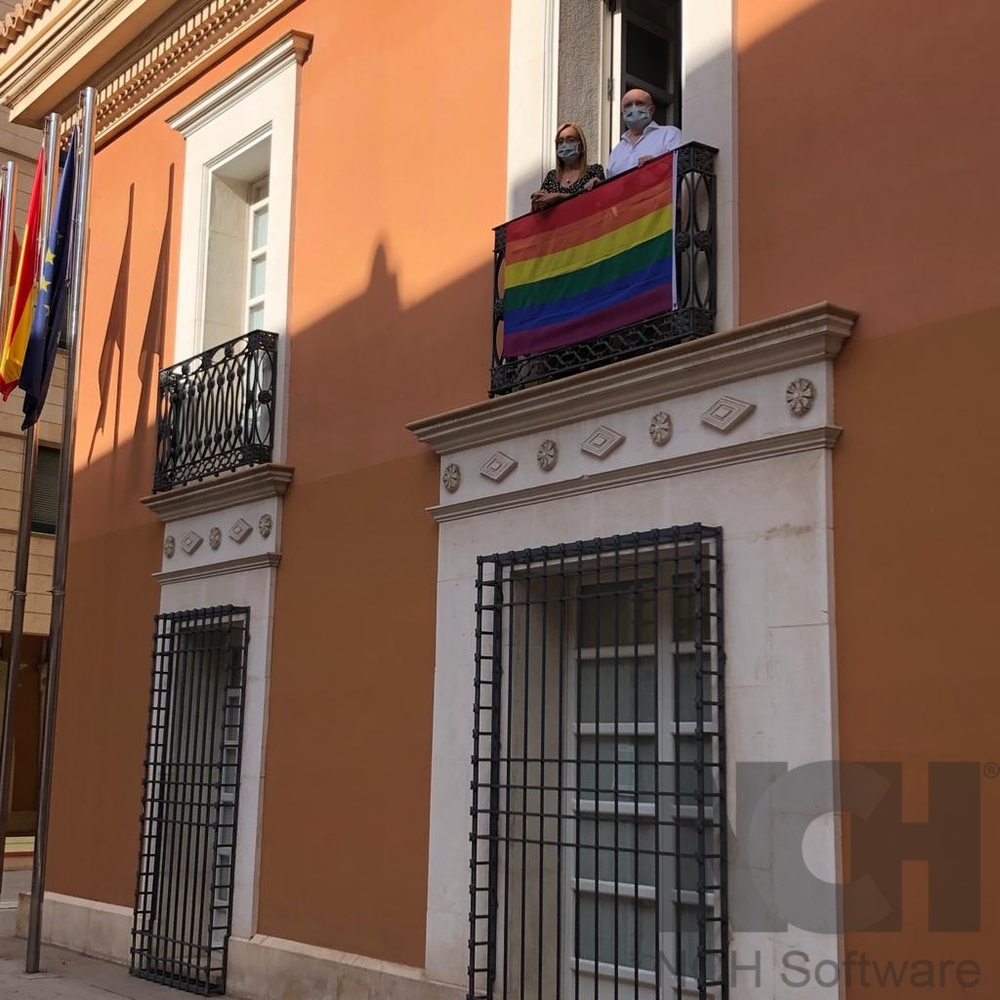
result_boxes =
[0,150,44,399]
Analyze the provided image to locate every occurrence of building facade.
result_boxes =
[0,0,60,847]
[0,0,993,998]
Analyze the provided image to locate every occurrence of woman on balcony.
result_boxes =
[530,122,604,212]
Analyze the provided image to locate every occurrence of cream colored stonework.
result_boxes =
[0,0,306,146]
[0,351,64,636]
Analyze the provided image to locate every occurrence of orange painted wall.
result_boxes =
[257,0,509,965]
[738,1,1000,992]
[48,0,510,967]
[46,113,183,906]
[738,0,1000,336]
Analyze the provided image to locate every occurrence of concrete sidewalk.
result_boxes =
[0,867,188,997]
[0,936,184,998]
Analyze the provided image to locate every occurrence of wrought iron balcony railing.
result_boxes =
[490,141,717,396]
[154,330,277,493]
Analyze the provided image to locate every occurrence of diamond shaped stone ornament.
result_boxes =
[480,451,518,483]
[229,518,253,544]
[701,396,755,432]
[180,531,203,555]
[581,425,625,459]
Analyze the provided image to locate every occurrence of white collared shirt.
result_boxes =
[606,123,684,178]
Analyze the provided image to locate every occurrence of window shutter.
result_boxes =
[31,446,60,534]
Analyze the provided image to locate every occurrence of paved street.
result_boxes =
[0,866,183,998]
[0,936,182,998]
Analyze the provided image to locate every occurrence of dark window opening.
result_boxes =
[619,0,682,128]
[31,446,59,534]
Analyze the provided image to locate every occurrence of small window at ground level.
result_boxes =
[31,446,59,534]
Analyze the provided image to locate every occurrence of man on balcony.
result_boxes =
[606,89,683,178]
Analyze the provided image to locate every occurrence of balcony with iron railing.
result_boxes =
[153,330,277,493]
[490,141,717,396]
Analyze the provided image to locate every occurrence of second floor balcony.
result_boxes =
[154,330,277,493]
[491,142,717,396]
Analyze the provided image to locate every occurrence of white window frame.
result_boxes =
[169,32,306,465]
[245,176,269,331]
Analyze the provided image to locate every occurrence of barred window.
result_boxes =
[470,527,726,1000]
[131,606,250,996]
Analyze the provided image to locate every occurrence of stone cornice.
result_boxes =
[0,0,306,146]
[407,302,856,456]
[141,463,294,522]
[0,0,184,121]
[153,550,280,584]
[0,0,57,53]
[168,30,311,135]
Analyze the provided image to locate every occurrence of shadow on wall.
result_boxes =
[50,24,735,949]
[42,0,1000,976]
[87,164,174,497]
[48,181,497,953]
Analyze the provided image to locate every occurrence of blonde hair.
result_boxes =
[554,121,589,183]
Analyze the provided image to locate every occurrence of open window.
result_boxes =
[202,137,271,352]
[607,0,682,130]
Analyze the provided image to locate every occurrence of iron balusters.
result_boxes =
[154,330,277,492]
[490,143,717,396]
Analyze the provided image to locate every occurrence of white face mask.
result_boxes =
[623,105,652,130]
[556,141,582,163]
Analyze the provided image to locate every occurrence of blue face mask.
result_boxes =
[557,142,581,162]
[623,105,652,130]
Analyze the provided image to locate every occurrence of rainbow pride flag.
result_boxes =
[502,153,674,358]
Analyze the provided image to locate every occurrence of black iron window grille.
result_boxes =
[490,143,717,396]
[131,606,251,996]
[469,526,726,1000]
[154,330,277,493]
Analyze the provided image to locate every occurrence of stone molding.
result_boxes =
[153,550,280,584]
[15,891,132,965]
[14,892,465,1000]
[426,425,841,523]
[0,0,307,144]
[407,302,855,455]
[140,463,293,522]
[0,0,57,52]
[167,29,311,135]
[228,934,464,1000]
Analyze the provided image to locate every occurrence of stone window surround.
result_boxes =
[168,29,309,468]
[408,302,856,991]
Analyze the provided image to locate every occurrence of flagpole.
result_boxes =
[0,162,17,327]
[25,91,93,974]
[0,158,22,905]
[0,112,59,910]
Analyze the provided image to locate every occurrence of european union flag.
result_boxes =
[21,127,77,430]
